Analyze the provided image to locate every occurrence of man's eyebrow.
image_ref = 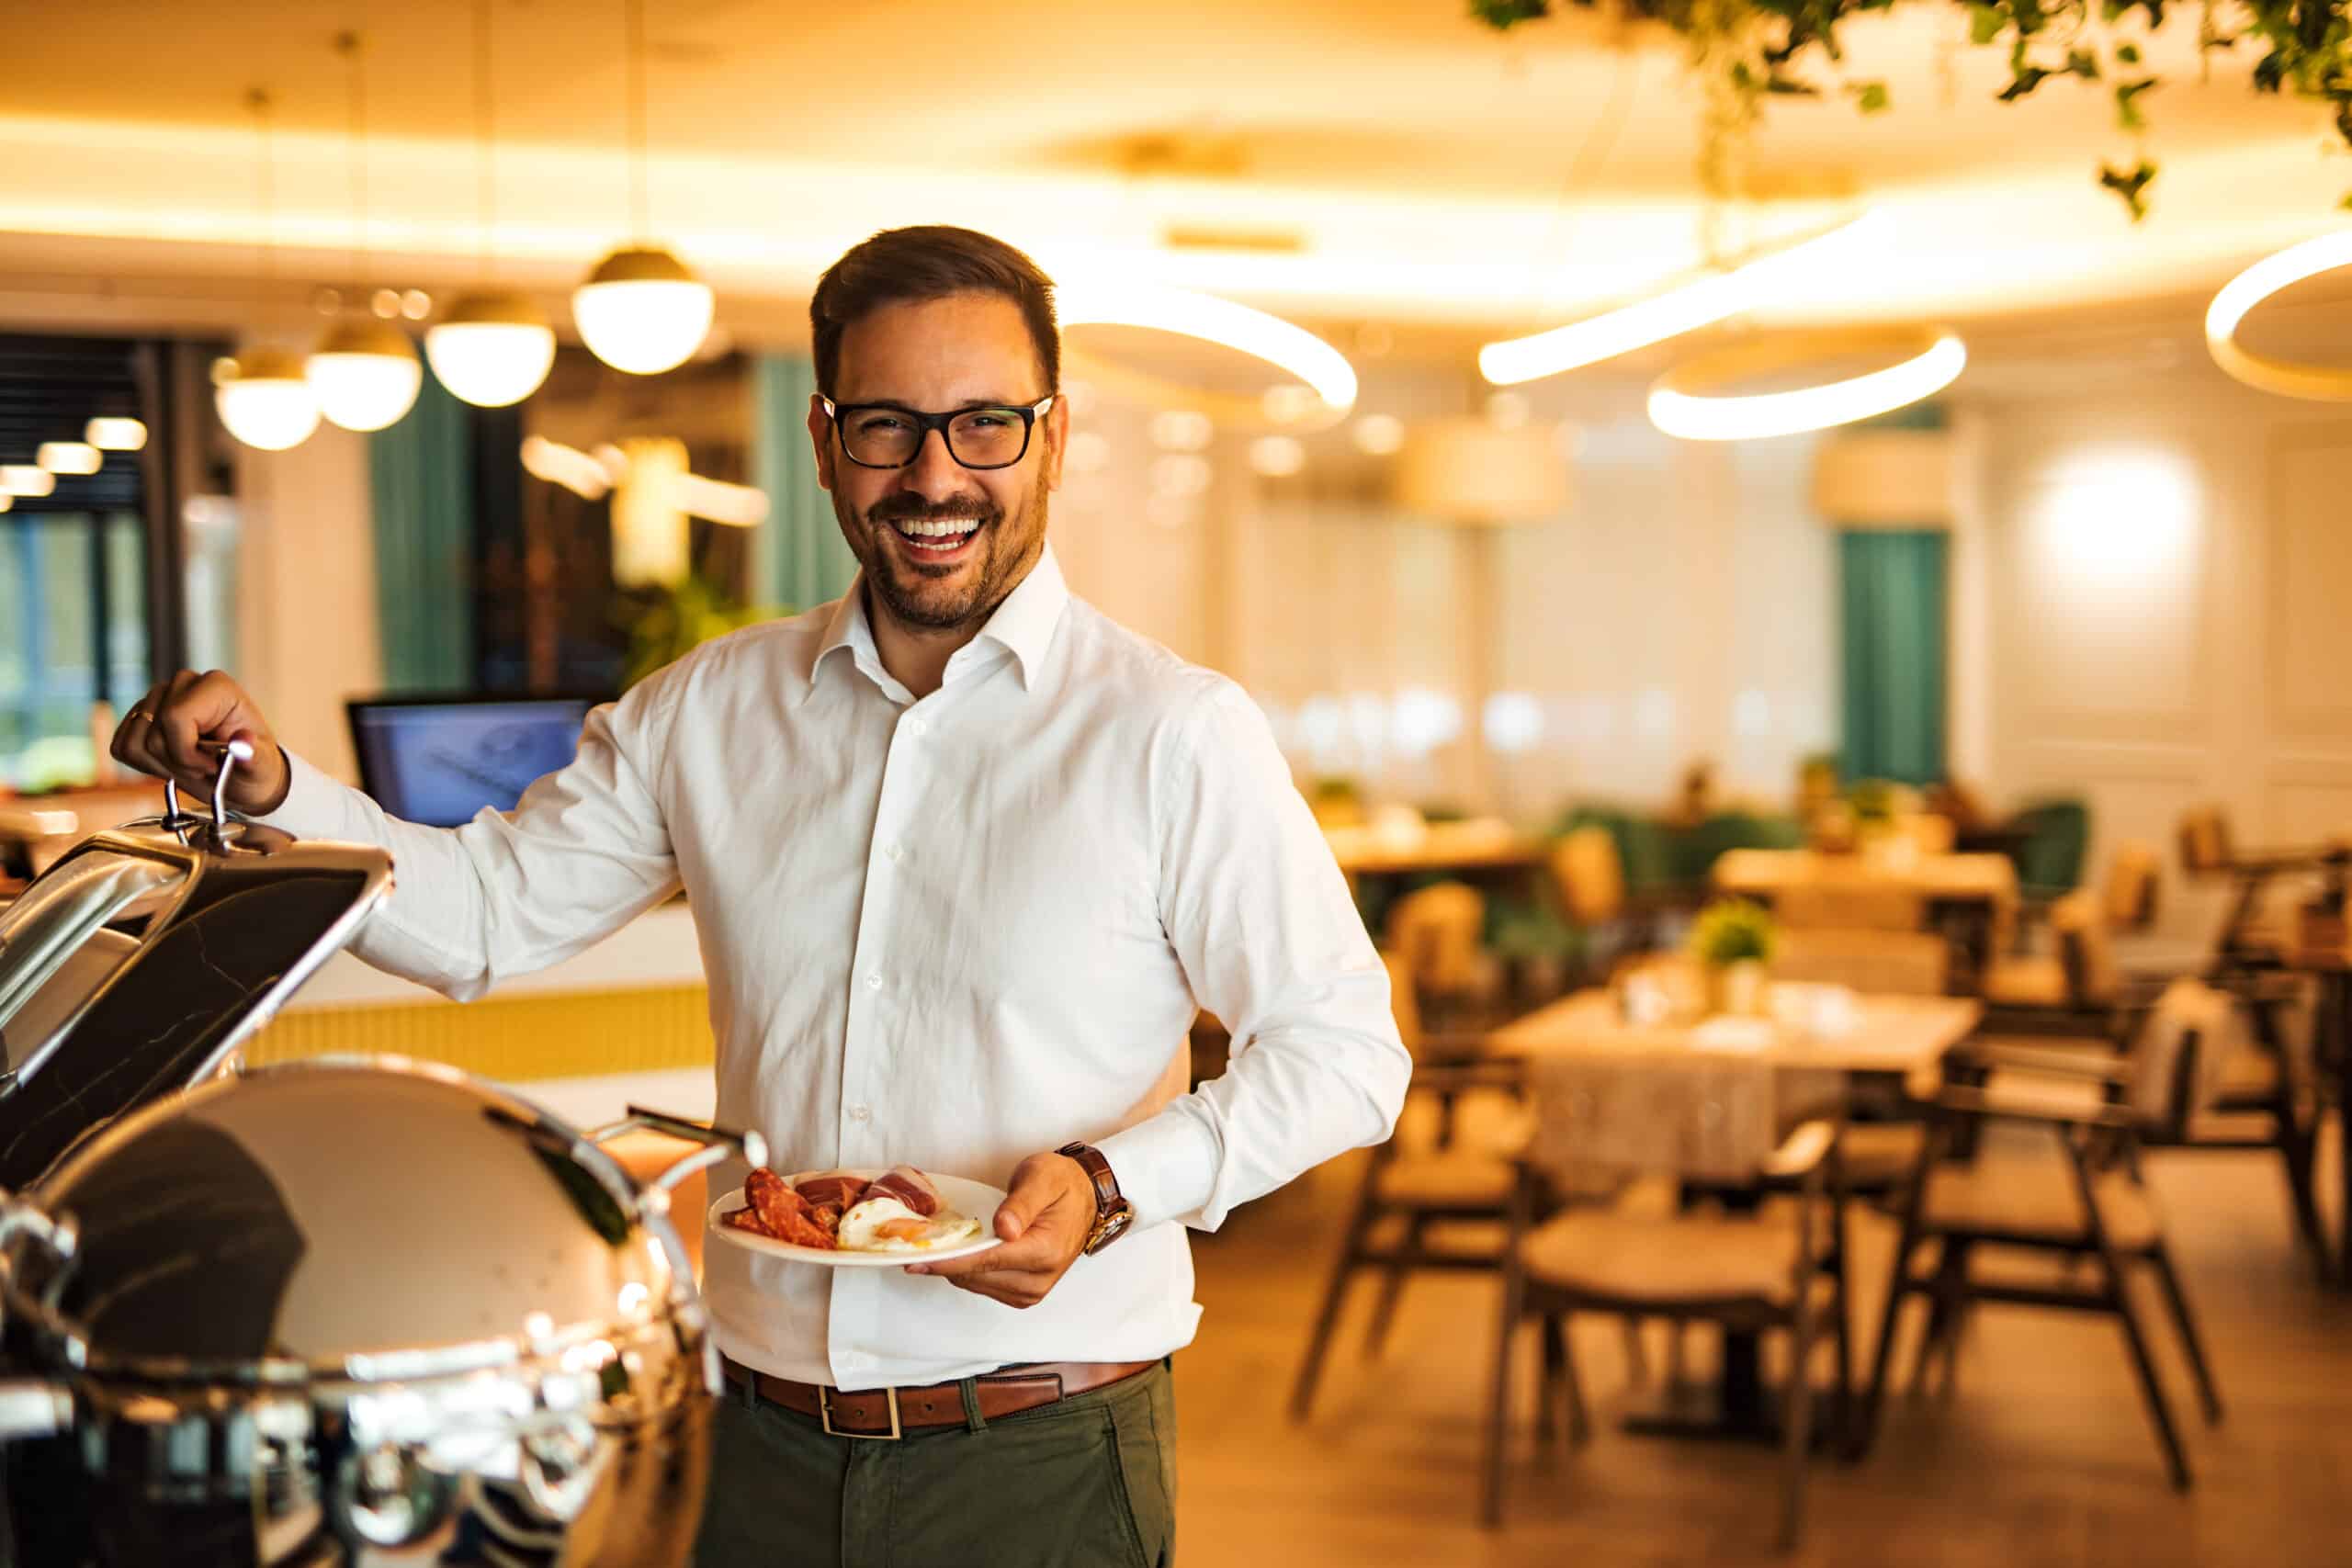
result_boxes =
[837,396,1033,413]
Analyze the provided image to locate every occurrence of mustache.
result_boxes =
[865,495,1001,528]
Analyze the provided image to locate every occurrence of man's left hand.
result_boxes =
[907,1150,1095,1308]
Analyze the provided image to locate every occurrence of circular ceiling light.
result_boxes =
[572,245,713,375]
[1647,327,1966,442]
[426,290,558,407]
[1057,281,1357,427]
[307,318,424,432]
[2205,231,2352,400]
[216,347,322,452]
[37,442,101,476]
[85,417,147,451]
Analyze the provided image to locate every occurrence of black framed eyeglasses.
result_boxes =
[820,395,1056,470]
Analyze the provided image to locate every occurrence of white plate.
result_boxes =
[707,1169,1008,1268]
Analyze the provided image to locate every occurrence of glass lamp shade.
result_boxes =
[216,348,322,452]
[85,417,147,451]
[424,290,557,407]
[308,318,424,432]
[572,246,714,375]
[37,442,102,476]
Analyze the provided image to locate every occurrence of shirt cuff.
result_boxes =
[1094,1107,1221,1232]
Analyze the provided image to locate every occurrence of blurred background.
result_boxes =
[5,2,2352,1562]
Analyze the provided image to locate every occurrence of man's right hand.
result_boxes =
[110,670,292,817]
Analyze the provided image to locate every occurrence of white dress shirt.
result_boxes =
[261,544,1409,1389]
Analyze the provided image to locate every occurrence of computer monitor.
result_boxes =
[346,694,605,829]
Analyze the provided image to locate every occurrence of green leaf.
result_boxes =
[2098,158,2158,221]
[2000,64,2055,99]
[1467,0,1551,28]
[2117,41,2143,63]
[2116,76,2158,130]
[2067,47,2102,77]
[1849,80,1892,112]
[1969,3,2005,44]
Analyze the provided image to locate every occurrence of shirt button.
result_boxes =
[865,972,882,990]
[849,1104,872,1122]
[885,841,904,863]
[907,716,928,737]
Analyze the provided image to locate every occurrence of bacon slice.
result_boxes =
[793,1170,870,1210]
[861,1165,941,1217]
[745,1167,836,1249]
[720,1206,773,1236]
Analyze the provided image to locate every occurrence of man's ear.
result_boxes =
[807,395,837,491]
[1040,389,1070,493]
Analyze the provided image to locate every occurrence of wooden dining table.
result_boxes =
[1488,986,1985,1442]
[1713,848,2019,994]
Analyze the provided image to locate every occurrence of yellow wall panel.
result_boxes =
[245,986,718,1082]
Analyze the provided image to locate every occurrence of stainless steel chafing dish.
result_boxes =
[0,750,759,1566]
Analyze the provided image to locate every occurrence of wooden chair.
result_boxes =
[1289,953,1536,1420]
[1383,880,1502,1025]
[1986,843,2160,1016]
[1769,929,1951,1192]
[1549,826,1664,973]
[1774,883,1927,933]
[1483,1054,1850,1550]
[1855,979,2233,1490]
[2177,804,2322,981]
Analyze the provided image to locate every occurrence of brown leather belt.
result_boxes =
[719,1354,1157,1439]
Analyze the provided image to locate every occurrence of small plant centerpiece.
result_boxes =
[1689,896,1779,1015]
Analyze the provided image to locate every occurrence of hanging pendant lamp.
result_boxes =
[572,0,711,376]
[427,0,556,407]
[218,88,320,452]
[308,31,421,433]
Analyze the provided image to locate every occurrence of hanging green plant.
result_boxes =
[1470,0,2352,220]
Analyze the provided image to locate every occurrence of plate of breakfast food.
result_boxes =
[708,1164,1006,1267]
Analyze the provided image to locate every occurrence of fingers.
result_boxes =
[107,670,286,812]
[908,1228,1052,1280]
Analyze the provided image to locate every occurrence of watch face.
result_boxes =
[1088,1206,1133,1254]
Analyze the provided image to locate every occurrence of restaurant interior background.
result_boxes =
[5,0,2352,1562]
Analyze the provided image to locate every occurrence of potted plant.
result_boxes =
[1688,897,1778,1016]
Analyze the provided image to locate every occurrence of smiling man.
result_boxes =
[108,225,1408,1568]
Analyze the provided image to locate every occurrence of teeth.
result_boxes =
[897,518,979,539]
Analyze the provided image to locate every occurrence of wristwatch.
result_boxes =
[1057,1142,1136,1255]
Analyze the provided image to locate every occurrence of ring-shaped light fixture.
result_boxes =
[1056,282,1357,428]
[2205,231,2352,400]
[1647,326,1966,442]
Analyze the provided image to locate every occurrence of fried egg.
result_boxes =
[834,1193,983,1253]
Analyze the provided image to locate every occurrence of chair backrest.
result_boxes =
[1383,881,1487,998]
[1770,927,1950,996]
[1551,827,1626,926]
[1525,1051,1782,1187]
[2125,978,2241,1127]
[2051,888,2121,1008]
[2177,806,2233,876]
[2103,841,2161,932]
[1380,948,1426,1059]
[2012,797,2091,895]
[1903,813,1957,855]
[1774,882,1926,931]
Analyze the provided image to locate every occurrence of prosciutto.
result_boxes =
[792,1170,870,1210]
[861,1165,942,1217]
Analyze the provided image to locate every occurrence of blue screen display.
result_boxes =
[351,701,594,829]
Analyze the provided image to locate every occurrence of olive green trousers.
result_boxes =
[692,1360,1176,1568]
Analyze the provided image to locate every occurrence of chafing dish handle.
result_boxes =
[585,1105,768,1201]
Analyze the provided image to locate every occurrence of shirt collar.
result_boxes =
[802,541,1069,704]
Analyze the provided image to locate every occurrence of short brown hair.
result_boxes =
[809,225,1060,397]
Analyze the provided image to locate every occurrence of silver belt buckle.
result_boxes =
[820,1384,903,1440]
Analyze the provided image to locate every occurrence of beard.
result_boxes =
[842,487,1046,633]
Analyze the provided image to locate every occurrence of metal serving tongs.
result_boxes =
[161,737,255,843]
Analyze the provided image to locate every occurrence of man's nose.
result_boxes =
[896,427,972,502]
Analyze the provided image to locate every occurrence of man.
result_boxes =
[112,225,1409,1568]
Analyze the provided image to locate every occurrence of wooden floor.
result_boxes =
[1174,1122,2352,1566]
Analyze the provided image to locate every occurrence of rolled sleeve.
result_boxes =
[1113,680,1409,1231]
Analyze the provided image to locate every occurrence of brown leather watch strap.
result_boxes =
[1058,1141,1121,1211]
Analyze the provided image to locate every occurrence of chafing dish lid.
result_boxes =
[13,1058,678,1377]
[0,813,392,1188]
